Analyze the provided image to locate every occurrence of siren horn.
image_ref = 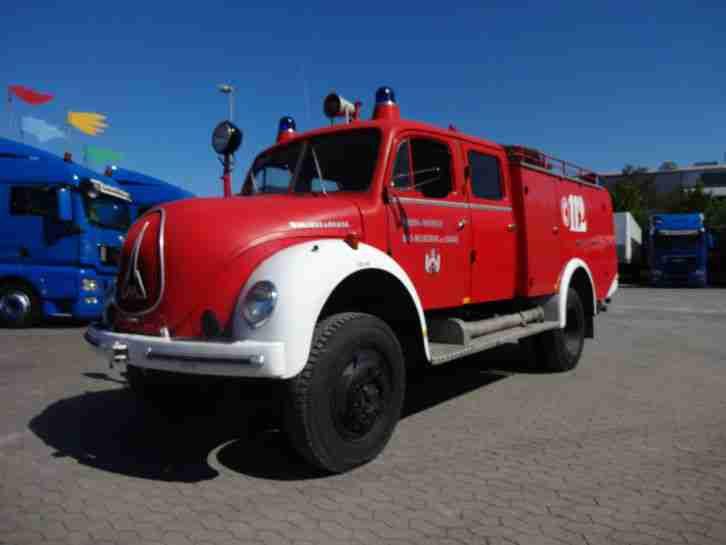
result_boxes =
[323,92,357,122]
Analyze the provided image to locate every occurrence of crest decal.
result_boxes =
[425,248,441,274]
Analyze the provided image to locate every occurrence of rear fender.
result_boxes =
[544,258,597,328]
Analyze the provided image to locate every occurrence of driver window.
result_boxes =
[391,141,412,189]
[410,138,452,199]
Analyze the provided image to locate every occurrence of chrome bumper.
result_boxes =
[84,324,287,378]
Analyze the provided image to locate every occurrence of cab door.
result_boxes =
[385,134,471,310]
[462,144,518,303]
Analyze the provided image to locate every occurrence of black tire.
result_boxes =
[0,282,40,328]
[284,312,406,473]
[629,263,640,284]
[533,288,585,372]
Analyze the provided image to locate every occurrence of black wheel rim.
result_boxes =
[331,348,392,440]
[564,302,583,356]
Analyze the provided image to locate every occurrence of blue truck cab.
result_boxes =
[648,213,710,287]
[0,138,132,327]
[105,166,194,220]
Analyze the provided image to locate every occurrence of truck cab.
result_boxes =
[0,138,131,326]
[105,166,195,220]
[648,213,709,287]
[85,87,617,473]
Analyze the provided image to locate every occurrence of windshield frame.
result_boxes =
[654,232,702,252]
[242,127,382,196]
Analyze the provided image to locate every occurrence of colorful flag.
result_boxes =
[67,111,108,136]
[21,116,67,143]
[84,145,123,165]
[8,85,54,105]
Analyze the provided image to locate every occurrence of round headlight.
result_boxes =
[212,120,243,155]
[242,281,278,328]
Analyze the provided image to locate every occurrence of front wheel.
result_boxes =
[284,312,406,473]
[532,288,585,372]
[0,283,40,328]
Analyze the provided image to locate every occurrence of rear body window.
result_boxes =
[468,152,503,200]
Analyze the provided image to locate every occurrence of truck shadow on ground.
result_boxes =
[29,343,538,483]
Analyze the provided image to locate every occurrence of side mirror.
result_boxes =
[57,187,73,222]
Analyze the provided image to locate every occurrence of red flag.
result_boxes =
[8,85,54,105]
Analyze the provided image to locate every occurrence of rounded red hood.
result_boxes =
[114,194,363,336]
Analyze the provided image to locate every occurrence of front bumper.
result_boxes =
[84,324,287,378]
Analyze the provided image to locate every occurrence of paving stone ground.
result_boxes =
[1,287,725,545]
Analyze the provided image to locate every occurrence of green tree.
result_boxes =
[706,197,726,227]
[608,165,653,229]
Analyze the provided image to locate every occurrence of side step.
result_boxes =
[429,321,560,366]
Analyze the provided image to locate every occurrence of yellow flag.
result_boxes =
[67,112,108,136]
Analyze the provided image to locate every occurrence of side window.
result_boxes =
[391,141,411,189]
[410,139,452,199]
[10,186,56,217]
[468,151,503,200]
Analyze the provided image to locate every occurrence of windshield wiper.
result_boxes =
[310,144,327,196]
[248,169,260,194]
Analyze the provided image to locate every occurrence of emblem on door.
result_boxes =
[425,248,441,274]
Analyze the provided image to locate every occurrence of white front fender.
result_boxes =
[232,239,428,379]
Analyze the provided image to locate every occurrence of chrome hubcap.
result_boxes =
[0,292,31,322]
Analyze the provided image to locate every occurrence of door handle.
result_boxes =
[552,226,559,234]
[507,223,517,232]
[458,219,467,231]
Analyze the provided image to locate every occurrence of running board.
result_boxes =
[429,321,560,366]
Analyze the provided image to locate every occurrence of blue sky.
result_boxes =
[3,1,725,196]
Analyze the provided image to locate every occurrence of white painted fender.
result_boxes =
[231,239,429,379]
[554,258,597,328]
[606,274,619,299]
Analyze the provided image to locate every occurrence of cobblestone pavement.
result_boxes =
[1,287,726,545]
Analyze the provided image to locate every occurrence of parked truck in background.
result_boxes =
[0,138,131,327]
[708,225,725,285]
[105,166,195,220]
[614,212,643,283]
[648,213,711,287]
[85,87,618,473]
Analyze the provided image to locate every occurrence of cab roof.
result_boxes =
[0,137,122,188]
[110,167,195,205]
[263,118,506,156]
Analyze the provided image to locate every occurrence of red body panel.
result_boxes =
[112,116,616,339]
[509,166,562,296]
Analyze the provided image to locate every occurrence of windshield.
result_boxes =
[83,193,131,231]
[242,128,381,195]
[654,233,700,252]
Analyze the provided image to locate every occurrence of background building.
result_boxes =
[601,162,726,199]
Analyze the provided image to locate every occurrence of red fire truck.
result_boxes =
[85,87,618,473]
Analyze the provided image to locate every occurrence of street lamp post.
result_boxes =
[218,84,235,121]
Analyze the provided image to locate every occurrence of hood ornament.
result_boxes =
[120,221,150,301]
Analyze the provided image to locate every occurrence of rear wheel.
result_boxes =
[284,312,406,473]
[0,283,40,328]
[532,288,585,372]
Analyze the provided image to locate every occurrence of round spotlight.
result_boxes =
[212,120,242,155]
